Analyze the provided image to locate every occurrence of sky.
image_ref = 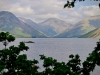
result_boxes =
[0,0,100,24]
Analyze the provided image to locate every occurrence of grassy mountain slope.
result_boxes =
[80,28,100,38]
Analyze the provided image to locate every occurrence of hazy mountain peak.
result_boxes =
[79,15,100,22]
[41,18,68,24]
[38,18,72,36]
[0,11,11,14]
[74,15,100,28]
[0,11,20,23]
[18,17,41,30]
[18,17,37,24]
[0,11,16,18]
[47,18,57,20]
[39,18,71,26]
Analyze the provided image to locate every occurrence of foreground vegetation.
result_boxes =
[0,32,100,75]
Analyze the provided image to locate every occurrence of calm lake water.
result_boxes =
[0,38,100,75]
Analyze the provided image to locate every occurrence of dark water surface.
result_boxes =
[0,38,100,75]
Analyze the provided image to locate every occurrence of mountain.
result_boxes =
[80,28,100,38]
[18,17,46,36]
[54,15,100,38]
[38,18,72,37]
[18,17,41,30]
[0,11,47,38]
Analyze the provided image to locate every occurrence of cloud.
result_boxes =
[0,0,12,10]
[36,13,60,21]
[58,5,100,24]
[9,3,35,15]
[79,5,100,17]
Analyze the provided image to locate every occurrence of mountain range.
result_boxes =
[0,11,47,38]
[38,18,72,37]
[0,11,100,38]
[54,15,100,38]
[19,17,72,37]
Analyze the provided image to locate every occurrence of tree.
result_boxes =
[0,32,15,49]
[0,32,39,75]
[64,0,100,8]
[39,40,100,75]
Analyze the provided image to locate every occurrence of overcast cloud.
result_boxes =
[0,0,100,24]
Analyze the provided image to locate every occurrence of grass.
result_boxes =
[11,27,31,38]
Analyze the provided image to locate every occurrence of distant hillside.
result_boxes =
[38,18,72,37]
[0,11,47,38]
[54,15,100,38]
[80,28,100,38]
[18,17,47,37]
[18,17,41,30]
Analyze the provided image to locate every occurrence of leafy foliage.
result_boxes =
[64,0,100,8]
[39,40,100,75]
[0,32,15,49]
[0,32,39,75]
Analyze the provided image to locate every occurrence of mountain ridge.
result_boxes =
[80,28,100,38]
[0,11,47,38]
[54,15,100,38]
[1,11,100,38]
[38,18,72,37]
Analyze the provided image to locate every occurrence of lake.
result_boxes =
[0,38,100,75]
